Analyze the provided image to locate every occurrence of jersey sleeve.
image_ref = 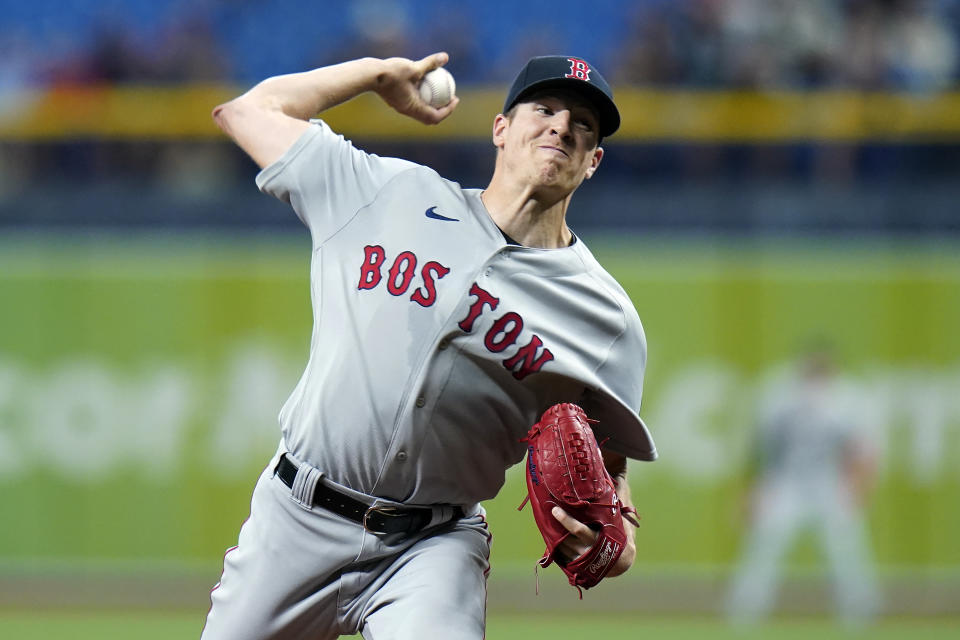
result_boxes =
[595,311,647,416]
[254,120,415,242]
[585,306,657,460]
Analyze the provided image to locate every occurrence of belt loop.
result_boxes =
[427,505,456,529]
[290,458,323,511]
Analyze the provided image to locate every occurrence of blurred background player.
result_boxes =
[726,341,880,626]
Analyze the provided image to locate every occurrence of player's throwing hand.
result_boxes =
[374,52,460,125]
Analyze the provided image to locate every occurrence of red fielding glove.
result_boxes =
[518,403,639,595]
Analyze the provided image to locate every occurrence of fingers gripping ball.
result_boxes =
[418,67,456,108]
[518,403,639,595]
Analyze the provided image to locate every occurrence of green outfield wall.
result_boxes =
[1,234,958,575]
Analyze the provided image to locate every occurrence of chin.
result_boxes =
[535,163,565,183]
[538,167,579,190]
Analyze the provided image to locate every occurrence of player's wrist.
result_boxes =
[370,57,413,94]
[343,57,389,95]
[616,541,636,575]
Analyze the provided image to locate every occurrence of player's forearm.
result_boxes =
[213,54,454,169]
[603,451,633,504]
[613,473,637,544]
[845,447,878,506]
[233,58,386,120]
[603,478,637,577]
[603,451,638,577]
[212,58,388,168]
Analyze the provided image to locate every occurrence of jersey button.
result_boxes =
[484,267,492,277]
[438,338,450,350]
[415,395,426,408]
[395,451,408,462]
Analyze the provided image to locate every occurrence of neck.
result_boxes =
[482,173,574,249]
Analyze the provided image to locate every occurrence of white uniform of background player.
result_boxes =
[727,347,879,626]
[202,53,656,639]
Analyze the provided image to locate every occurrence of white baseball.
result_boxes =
[418,67,456,108]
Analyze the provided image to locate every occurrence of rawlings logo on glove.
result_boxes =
[518,403,639,595]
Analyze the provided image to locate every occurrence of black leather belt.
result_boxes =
[275,454,463,535]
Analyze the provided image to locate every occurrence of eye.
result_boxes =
[536,105,552,115]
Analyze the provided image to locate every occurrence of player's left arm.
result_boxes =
[843,432,879,507]
[551,449,637,577]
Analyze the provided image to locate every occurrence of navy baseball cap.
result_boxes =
[503,55,620,139]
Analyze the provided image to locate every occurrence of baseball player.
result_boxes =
[202,52,656,640]
[726,345,879,626]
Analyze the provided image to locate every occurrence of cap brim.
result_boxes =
[508,77,621,139]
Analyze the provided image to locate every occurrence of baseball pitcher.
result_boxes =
[202,51,656,639]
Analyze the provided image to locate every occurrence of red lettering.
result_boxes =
[503,335,555,380]
[411,261,451,308]
[458,283,500,332]
[358,245,386,290]
[484,312,523,352]
[565,58,591,81]
[387,251,417,296]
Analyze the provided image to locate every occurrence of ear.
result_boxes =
[584,146,604,179]
[492,113,509,149]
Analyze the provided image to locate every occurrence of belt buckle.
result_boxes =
[363,505,405,534]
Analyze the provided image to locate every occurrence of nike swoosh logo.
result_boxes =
[425,206,459,222]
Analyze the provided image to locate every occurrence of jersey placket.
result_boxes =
[369,248,509,501]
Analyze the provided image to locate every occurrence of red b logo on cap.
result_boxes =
[565,58,591,81]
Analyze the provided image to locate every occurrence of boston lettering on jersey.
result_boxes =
[357,245,555,380]
[358,245,450,307]
[458,282,555,380]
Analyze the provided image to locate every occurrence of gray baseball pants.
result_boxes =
[201,451,491,639]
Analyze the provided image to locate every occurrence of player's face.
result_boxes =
[493,91,603,195]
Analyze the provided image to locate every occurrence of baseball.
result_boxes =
[418,67,456,108]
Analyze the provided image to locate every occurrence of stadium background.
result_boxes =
[1,0,958,637]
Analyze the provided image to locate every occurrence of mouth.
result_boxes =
[538,145,569,158]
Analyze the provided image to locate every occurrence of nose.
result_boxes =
[549,110,573,141]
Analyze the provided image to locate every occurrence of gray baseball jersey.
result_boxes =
[256,120,656,508]
[203,120,655,640]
